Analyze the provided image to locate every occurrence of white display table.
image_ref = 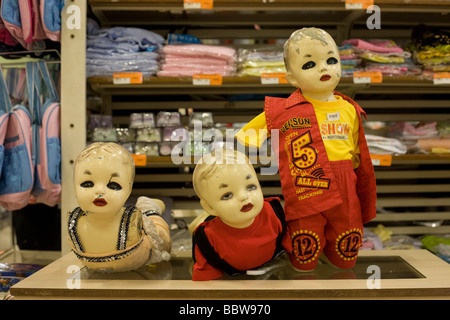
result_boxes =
[10,250,450,299]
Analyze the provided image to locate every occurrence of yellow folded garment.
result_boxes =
[240,60,285,68]
[239,66,286,77]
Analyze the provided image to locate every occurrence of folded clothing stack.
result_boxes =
[339,43,363,77]
[410,25,450,78]
[86,19,165,77]
[365,134,407,155]
[387,121,450,154]
[341,38,421,76]
[237,46,286,76]
[158,44,236,77]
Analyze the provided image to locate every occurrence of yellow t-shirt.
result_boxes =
[235,95,361,168]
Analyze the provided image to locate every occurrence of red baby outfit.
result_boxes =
[264,89,377,270]
[192,197,289,281]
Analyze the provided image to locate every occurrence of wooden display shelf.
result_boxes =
[88,75,450,97]
[88,0,450,11]
[9,250,450,299]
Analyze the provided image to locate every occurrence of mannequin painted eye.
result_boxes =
[302,61,316,70]
[327,57,338,65]
[80,181,94,188]
[107,182,122,191]
[247,184,257,191]
[221,192,233,200]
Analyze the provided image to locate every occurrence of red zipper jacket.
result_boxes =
[265,89,377,224]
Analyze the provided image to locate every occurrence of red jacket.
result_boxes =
[265,89,377,224]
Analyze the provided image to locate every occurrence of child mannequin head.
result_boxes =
[73,142,135,217]
[193,149,264,229]
[284,27,341,102]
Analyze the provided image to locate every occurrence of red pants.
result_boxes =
[287,160,364,271]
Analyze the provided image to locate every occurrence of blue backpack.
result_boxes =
[0,64,34,211]
[28,61,61,206]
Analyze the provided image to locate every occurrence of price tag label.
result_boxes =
[433,72,450,85]
[193,74,223,85]
[353,71,382,84]
[132,154,147,167]
[345,0,374,9]
[113,72,143,84]
[370,154,392,166]
[261,73,288,84]
[184,0,213,9]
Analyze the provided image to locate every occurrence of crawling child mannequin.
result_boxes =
[236,27,377,271]
[68,142,171,272]
[191,149,290,281]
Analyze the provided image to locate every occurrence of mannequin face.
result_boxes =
[74,154,133,217]
[285,34,341,101]
[200,164,264,229]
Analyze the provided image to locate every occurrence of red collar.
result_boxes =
[285,89,309,109]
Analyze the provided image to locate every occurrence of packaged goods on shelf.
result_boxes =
[387,121,450,154]
[339,43,364,76]
[237,46,286,77]
[130,112,155,129]
[410,25,450,76]
[157,44,236,77]
[388,121,439,141]
[156,111,181,127]
[88,114,117,142]
[134,141,159,157]
[86,19,164,77]
[340,38,421,76]
[189,112,214,128]
[365,134,407,155]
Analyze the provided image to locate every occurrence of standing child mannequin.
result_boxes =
[68,142,171,272]
[236,27,377,271]
[191,149,289,280]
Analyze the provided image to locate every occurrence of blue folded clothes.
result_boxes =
[88,27,164,52]
[86,19,164,77]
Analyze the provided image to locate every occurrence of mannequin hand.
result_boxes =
[136,196,165,215]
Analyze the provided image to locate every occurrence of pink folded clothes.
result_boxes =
[343,39,404,54]
[163,54,230,66]
[161,62,234,71]
[162,44,236,63]
[157,64,234,77]
[389,122,439,140]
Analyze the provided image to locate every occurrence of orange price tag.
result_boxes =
[113,72,143,84]
[345,0,374,9]
[353,71,382,84]
[132,154,147,167]
[184,0,213,9]
[261,73,288,84]
[370,154,392,166]
[192,74,223,85]
[433,72,450,85]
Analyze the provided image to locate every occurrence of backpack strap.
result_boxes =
[268,198,287,261]
[192,216,244,276]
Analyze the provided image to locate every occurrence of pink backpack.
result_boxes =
[40,0,63,42]
[0,0,46,49]
[0,8,18,46]
[0,64,34,211]
[29,61,60,207]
